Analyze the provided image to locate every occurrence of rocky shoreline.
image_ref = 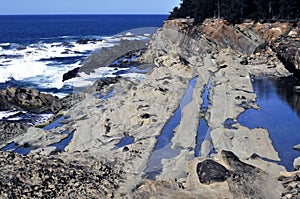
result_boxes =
[0,18,300,198]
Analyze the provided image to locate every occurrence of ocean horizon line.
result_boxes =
[0,14,169,16]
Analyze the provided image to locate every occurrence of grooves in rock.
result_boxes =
[1,141,18,152]
[50,130,75,152]
[94,90,114,100]
[113,133,134,150]
[1,141,32,155]
[195,78,212,157]
[43,115,65,131]
[144,76,198,179]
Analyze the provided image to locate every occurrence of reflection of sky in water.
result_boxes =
[114,135,134,149]
[50,131,75,151]
[43,116,65,131]
[145,76,198,179]
[238,77,300,171]
[195,78,212,157]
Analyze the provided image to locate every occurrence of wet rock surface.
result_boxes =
[62,67,80,82]
[0,151,124,198]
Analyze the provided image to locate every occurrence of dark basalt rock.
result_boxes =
[240,57,248,65]
[76,38,103,45]
[196,159,230,184]
[0,87,61,114]
[62,67,80,82]
[195,151,283,198]
[220,150,278,199]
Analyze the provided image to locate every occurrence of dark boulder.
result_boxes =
[196,159,230,184]
[76,39,103,45]
[220,150,282,199]
[0,87,61,114]
[76,39,89,44]
[240,57,248,65]
[62,67,80,82]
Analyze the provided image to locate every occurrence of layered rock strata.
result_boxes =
[0,18,297,198]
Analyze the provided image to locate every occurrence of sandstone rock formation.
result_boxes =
[238,21,300,75]
[0,18,298,198]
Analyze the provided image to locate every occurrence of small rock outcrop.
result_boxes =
[62,67,80,82]
[196,159,230,184]
[193,151,283,198]
[271,27,300,74]
[0,87,60,114]
[0,121,31,146]
[220,150,282,199]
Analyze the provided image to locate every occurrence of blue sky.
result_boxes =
[0,0,181,15]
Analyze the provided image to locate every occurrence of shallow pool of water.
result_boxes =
[113,134,134,149]
[195,78,212,157]
[238,76,300,171]
[43,115,65,131]
[50,130,75,152]
[144,76,198,179]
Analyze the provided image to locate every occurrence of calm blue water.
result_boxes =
[0,15,167,44]
[145,76,198,179]
[238,77,300,171]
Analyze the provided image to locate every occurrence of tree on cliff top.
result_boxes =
[169,0,300,24]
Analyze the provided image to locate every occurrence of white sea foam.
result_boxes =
[0,43,10,47]
[0,111,53,125]
[0,110,24,120]
[0,33,151,97]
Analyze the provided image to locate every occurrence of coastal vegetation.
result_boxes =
[169,0,300,24]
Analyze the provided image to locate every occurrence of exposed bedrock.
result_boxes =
[271,27,300,75]
[0,87,60,114]
[201,19,265,55]
[78,39,146,75]
[238,21,300,75]
[1,18,297,198]
[130,150,283,198]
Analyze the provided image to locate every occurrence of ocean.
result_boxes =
[0,15,167,96]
